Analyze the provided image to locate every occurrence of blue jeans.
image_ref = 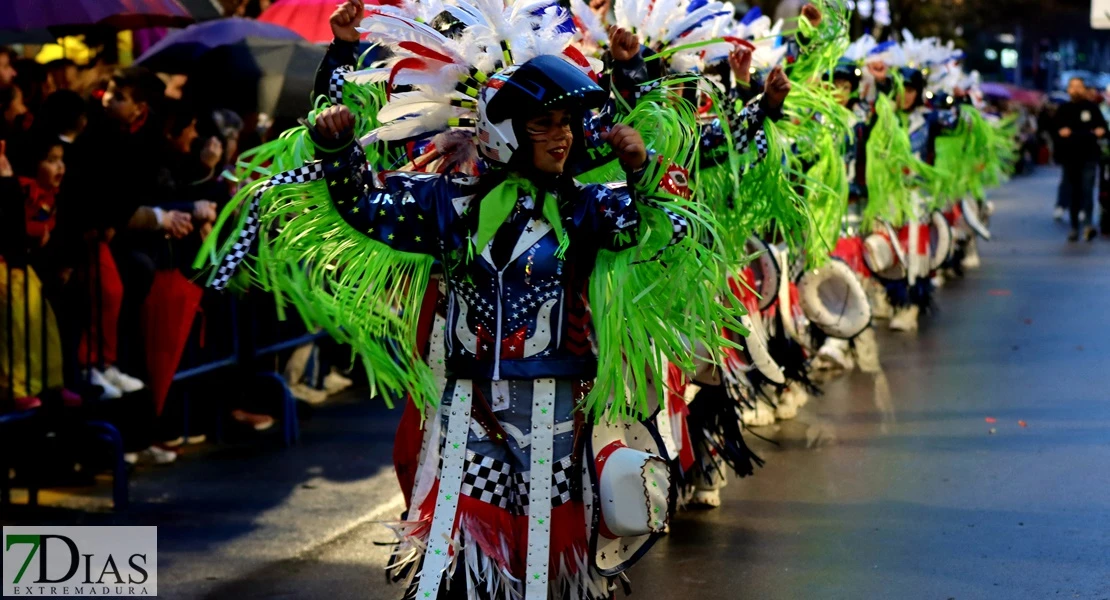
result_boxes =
[1062,161,1097,230]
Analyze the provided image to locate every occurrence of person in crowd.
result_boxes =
[13,59,55,116]
[1054,76,1107,241]
[35,90,88,146]
[63,68,183,392]
[46,59,79,93]
[0,83,30,142]
[0,47,16,89]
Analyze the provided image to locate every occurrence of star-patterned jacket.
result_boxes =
[314,125,678,382]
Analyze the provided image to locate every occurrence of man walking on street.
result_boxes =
[1055,77,1107,241]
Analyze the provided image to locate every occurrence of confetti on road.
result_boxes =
[985,417,997,423]
[988,289,1012,296]
[1018,420,1027,428]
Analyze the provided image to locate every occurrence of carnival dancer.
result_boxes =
[813,55,883,373]
[196,0,752,597]
[857,33,960,333]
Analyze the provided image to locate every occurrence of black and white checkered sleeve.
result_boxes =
[727,94,771,165]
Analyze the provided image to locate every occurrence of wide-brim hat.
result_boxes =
[583,414,672,577]
[863,220,907,280]
[928,211,954,271]
[740,310,786,384]
[745,236,781,310]
[960,198,991,240]
[796,258,873,339]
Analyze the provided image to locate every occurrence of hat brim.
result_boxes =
[960,199,991,240]
[864,221,908,281]
[797,258,873,339]
[745,237,781,311]
[929,211,954,271]
[584,412,672,577]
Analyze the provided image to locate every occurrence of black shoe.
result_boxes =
[1067,230,1079,242]
[1085,227,1098,241]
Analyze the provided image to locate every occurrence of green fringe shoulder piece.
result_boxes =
[790,0,851,84]
[192,79,442,410]
[586,79,747,422]
[863,93,934,228]
[777,76,855,266]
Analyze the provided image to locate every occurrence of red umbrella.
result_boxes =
[258,0,384,44]
[1,0,194,34]
[142,270,203,416]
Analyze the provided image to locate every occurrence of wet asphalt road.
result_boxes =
[6,167,1110,599]
[636,167,1110,600]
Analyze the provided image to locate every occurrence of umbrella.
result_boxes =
[136,17,304,73]
[980,82,1046,108]
[979,82,1012,100]
[258,0,382,44]
[142,269,203,416]
[1,0,194,35]
[178,0,226,21]
[185,38,326,120]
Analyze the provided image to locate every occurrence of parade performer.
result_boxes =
[858,33,959,333]
[195,0,752,597]
[572,0,808,506]
[813,54,882,373]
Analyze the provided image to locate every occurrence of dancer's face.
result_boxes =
[526,109,573,175]
[833,79,853,106]
[901,88,918,111]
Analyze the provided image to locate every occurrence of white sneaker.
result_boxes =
[1054,206,1065,221]
[123,452,139,465]
[688,489,722,509]
[323,368,354,395]
[788,382,810,408]
[775,397,798,420]
[85,368,122,400]
[136,446,177,465]
[932,272,946,289]
[102,365,145,393]
[290,382,328,405]
[1079,210,1087,224]
[867,280,894,320]
[889,305,920,332]
[817,338,854,372]
[741,400,776,427]
[962,243,981,270]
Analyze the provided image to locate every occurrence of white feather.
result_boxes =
[661,2,728,44]
[377,96,471,122]
[569,0,608,47]
[373,104,458,141]
[344,67,390,85]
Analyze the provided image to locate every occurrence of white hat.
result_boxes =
[928,211,954,271]
[739,311,786,384]
[584,415,672,576]
[797,258,873,339]
[863,221,908,280]
[959,198,991,240]
[745,236,782,310]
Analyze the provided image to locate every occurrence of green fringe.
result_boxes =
[583,78,747,422]
[863,93,934,228]
[790,0,851,84]
[802,129,848,266]
[777,76,855,263]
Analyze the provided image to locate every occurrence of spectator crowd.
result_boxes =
[0,38,352,474]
